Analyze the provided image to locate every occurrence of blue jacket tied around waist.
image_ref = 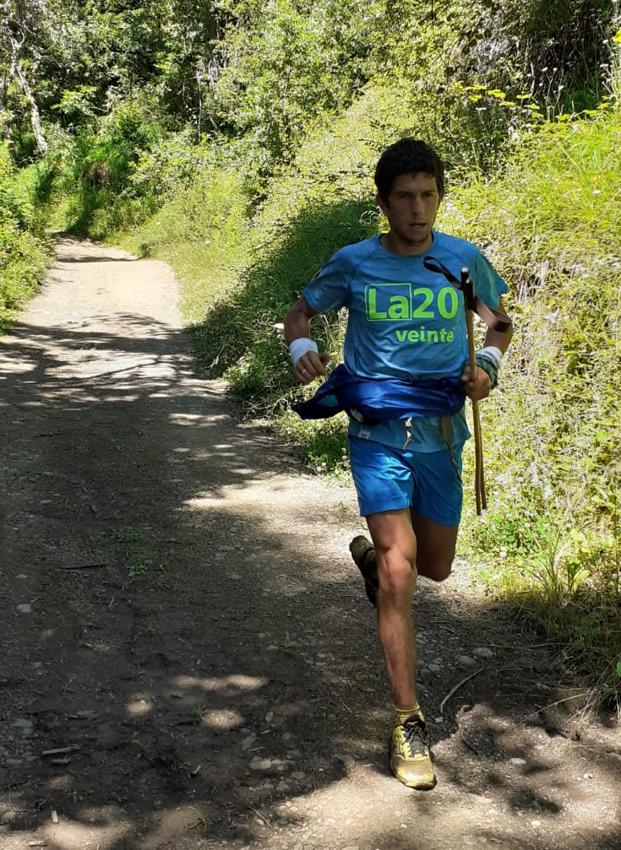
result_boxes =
[292,364,466,425]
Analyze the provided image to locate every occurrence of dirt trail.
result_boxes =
[0,236,619,850]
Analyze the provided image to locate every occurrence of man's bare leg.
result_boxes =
[365,508,417,707]
[410,511,459,582]
[351,512,459,606]
[363,511,459,700]
[365,508,437,789]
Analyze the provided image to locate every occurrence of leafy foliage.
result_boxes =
[55,95,166,235]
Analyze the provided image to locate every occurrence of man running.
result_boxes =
[283,138,513,789]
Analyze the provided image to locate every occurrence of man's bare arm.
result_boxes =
[483,297,513,353]
[462,296,513,400]
[284,298,330,385]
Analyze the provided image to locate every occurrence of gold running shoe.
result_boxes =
[390,709,436,789]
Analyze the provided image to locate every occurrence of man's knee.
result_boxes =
[376,545,416,598]
[417,557,453,582]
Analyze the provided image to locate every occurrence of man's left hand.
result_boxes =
[461,365,492,401]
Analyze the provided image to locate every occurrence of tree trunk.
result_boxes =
[0,72,6,138]
[1,1,48,157]
[11,58,47,156]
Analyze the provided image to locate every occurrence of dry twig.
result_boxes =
[247,806,272,829]
[440,668,484,714]
[41,746,79,757]
[459,731,481,756]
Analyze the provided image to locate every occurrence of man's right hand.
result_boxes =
[293,351,330,384]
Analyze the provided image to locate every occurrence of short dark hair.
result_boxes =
[374,138,445,202]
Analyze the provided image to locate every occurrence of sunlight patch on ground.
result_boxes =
[38,808,132,849]
[254,770,513,850]
[184,495,227,508]
[168,412,204,420]
[0,361,32,374]
[140,805,209,849]
[200,708,245,729]
[173,673,269,693]
[126,695,155,717]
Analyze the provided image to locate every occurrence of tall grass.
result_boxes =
[441,114,620,708]
[120,165,250,320]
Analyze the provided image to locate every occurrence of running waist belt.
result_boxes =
[292,364,466,425]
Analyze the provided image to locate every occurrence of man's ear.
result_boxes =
[376,192,389,217]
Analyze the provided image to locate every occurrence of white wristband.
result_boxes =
[477,346,503,369]
[289,337,318,366]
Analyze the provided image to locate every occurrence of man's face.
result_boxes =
[377,172,441,250]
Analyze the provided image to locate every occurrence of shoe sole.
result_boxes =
[349,536,378,606]
[349,535,373,565]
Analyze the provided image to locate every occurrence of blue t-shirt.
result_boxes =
[302,231,508,451]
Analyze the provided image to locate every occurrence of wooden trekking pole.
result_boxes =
[423,255,506,516]
[461,267,486,515]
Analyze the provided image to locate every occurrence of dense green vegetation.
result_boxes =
[445,116,620,701]
[0,143,51,328]
[1,0,619,707]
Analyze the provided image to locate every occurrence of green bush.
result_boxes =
[191,81,431,412]
[0,143,51,329]
[60,96,166,235]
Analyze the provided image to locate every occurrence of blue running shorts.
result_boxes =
[348,435,464,526]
